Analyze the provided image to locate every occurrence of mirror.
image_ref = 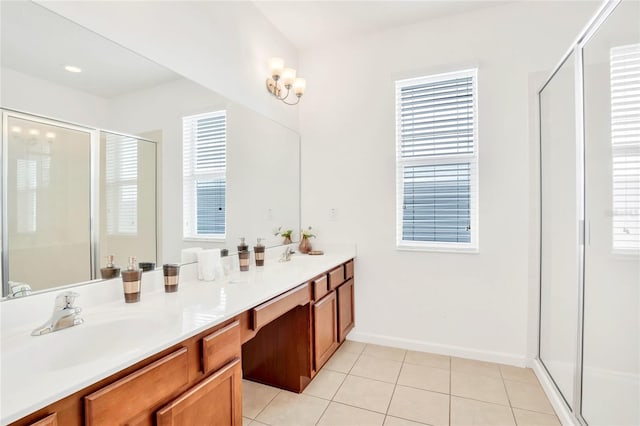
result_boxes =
[0,1,300,297]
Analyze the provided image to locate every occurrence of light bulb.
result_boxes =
[282,68,297,87]
[64,65,82,73]
[293,78,306,96]
[269,57,284,79]
[46,132,56,139]
[11,126,21,133]
[28,129,40,136]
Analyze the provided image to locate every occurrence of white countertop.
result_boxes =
[0,245,356,425]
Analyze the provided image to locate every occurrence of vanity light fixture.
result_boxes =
[64,65,82,73]
[266,57,306,105]
[45,132,56,139]
[10,126,21,133]
[28,129,40,136]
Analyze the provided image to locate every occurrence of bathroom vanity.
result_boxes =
[1,249,355,426]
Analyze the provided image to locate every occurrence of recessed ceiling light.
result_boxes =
[28,129,40,136]
[45,132,56,139]
[11,126,22,133]
[64,65,82,73]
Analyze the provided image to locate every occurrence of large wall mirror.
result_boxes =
[0,1,301,297]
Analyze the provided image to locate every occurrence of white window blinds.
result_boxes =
[105,134,138,235]
[611,44,640,251]
[396,69,479,250]
[183,110,226,239]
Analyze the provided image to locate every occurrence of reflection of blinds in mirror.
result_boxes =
[611,44,640,251]
[183,111,227,239]
[105,134,138,235]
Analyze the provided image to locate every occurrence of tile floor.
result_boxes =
[241,341,560,426]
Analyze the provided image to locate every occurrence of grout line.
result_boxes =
[499,367,518,425]
[449,356,452,426]
[249,386,281,423]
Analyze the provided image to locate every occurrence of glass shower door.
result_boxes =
[4,113,92,291]
[539,52,580,408]
[582,1,640,424]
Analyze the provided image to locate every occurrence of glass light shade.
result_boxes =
[269,57,284,78]
[293,78,306,96]
[282,68,297,87]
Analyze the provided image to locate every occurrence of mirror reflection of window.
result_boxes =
[105,134,138,235]
[610,44,640,252]
[182,111,227,239]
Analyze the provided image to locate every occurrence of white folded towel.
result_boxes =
[197,249,222,282]
[181,247,203,265]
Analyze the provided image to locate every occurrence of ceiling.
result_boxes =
[0,1,180,99]
[253,1,509,50]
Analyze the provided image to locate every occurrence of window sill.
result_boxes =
[396,244,479,254]
[183,237,226,243]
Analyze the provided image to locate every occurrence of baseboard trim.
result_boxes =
[347,330,527,367]
[532,359,578,426]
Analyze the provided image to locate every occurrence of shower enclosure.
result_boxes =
[538,0,639,425]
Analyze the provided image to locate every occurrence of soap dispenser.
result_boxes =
[100,255,121,279]
[237,237,248,252]
[121,256,142,303]
[254,238,265,267]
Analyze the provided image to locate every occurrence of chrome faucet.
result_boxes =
[31,291,84,336]
[279,246,295,262]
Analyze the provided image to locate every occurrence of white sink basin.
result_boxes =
[2,311,176,373]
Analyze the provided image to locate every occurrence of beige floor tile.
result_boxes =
[303,369,346,400]
[243,417,252,426]
[333,375,395,413]
[339,340,367,355]
[387,385,449,426]
[324,349,360,373]
[317,401,386,426]
[350,354,403,383]
[255,391,329,426]
[383,416,428,425]
[451,357,502,378]
[248,421,270,426]
[397,363,450,394]
[500,365,539,384]
[404,350,450,370]
[242,380,280,419]
[504,381,555,414]
[451,371,509,405]
[362,344,407,362]
[512,408,560,425]
[451,396,516,426]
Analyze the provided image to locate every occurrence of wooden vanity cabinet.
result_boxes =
[337,278,355,342]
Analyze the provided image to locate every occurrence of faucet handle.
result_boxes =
[54,291,80,309]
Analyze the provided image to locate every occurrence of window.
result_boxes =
[105,134,138,235]
[183,110,227,239]
[395,69,479,251]
[610,44,640,251]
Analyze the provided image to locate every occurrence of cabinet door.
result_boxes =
[337,279,354,342]
[156,358,242,426]
[313,291,339,370]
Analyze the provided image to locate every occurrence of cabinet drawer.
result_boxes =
[203,321,241,374]
[84,348,189,426]
[29,414,57,426]
[252,283,310,330]
[328,266,345,291]
[345,260,354,280]
[312,275,329,301]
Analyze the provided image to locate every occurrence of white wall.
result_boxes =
[37,0,300,132]
[298,1,600,364]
